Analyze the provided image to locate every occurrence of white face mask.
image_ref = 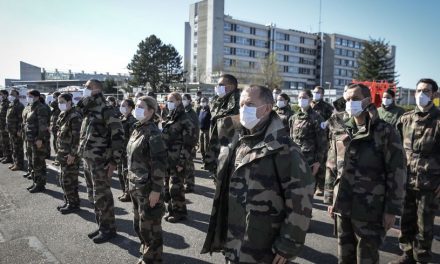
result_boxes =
[182,99,190,107]
[299,98,310,109]
[215,85,226,98]
[415,92,431,108]
[276,100,286,108]
[134,107,145,121]
[273,93,279,100]
[27,96,34,104]
[312,92,322,101]
[240,105,263,130]
[167,101,176,111]
[83,88,92,97]
[345,100,364,117]
[120,106,127,115]
[382,98,393,107]
[59,103,67,112]
[8,96,15,102]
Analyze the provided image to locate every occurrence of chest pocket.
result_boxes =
[293,118,314,139]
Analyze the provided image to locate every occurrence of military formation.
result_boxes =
[1,76,438,264]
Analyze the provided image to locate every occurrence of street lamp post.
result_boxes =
[325,81,331,101]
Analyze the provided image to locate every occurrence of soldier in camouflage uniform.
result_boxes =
[162,92,198,223]
[0,90,12,164]
[117,98,137,202]
[77,79,124,243]
[324,83,407,264]
[22,99,33,179]
[50,91,61,165]
[182,94,199,193]
[202,85,314,263]
[6,89,24,171]
[39,94,52,159]
[311,86,334,196]
[127,96,167,264]
[391,79,440,264]
[378,88,406,128]
[289,89,327,182]
[274,93,293,131]
[204,74,240,173]
[55,93,82,214]
[24,90,50,193]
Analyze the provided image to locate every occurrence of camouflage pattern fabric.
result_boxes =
[396,105,440,263]
[378,102,405,127]
[50,100,61,154]
[324,105,407,263]
[199,129,209,160]
[56,107,82,206]
[183,104,199,189]
[24,100,50,186]
[0,97,11,158]
[7,98,24,168]
[77,93,125,231]
[203,89,240,172]
[311,99,334,121]
[117,113,137,194]
[274,105,294,131]
[41,102,51,158]
[22,104,32,174]
[162,103,198,217]
[289,107,327,166]
[126,120,167,263]
[202,112,314,263]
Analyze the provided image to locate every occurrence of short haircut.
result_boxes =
[347,83,371,98]
[197,91,202,95]
[279,93,290,102]
[301,89,313,98]
[183,94,192,101]
[384,88,395,98]
[135,92,144,97]
[221,74,238,88]
[168,92,182,101]
[147,91,156,98]
[28,89,40,97]
[314,86,324,94]
[245,85,274,105]
[417,78,438,92]
[122,98,135,109]
[10,89,19,96]
[53,91,61,97]
[88,79,103,90]
[0,90,8,96]
[59,93,72,102]
[138,96,158,113]
[107,96,116,103]
[273,88,281,93]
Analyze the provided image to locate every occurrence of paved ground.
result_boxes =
[0,154,439,264]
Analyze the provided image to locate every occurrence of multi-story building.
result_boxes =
[184,0,396,102]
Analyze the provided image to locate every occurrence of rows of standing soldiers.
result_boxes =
[0,75,438,264]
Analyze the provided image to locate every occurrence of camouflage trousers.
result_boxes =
[83,161,94,203]
[0,129,11,157]
[164,168,187,217]
[129,183,164,264]
[199,129,209,160]
[52,129,58,154]
[25,139,33,173]
[58,154,80,206]
[336,216,385,264]
[8,131,24,168]
[399,188,438,263]
[184,148,196,189]
[117,154,129,193]
[84,158,116,231]
[29,142,47,186]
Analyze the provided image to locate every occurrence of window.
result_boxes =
[249,61,256,69]
[335,37,342,45]
[275,43,284,51]
[255,28,268,37]
[304,38,315,45]
[236,36,249,45]
[289,56,300,63]
[355,42,360,49]
[249,50,255,58]
[223,47,230,55]
[347,50,354,57]
[335,48,341,55]
[224,59,231,68]
[236,48,250,57]
[300,57,315,65]
[335,59,341,65]
[255,39,267,48]
[255,51,266,58]
[342,39,348,46]
[250,27,256,35]
[300,47,316,55]
[290,35,300,43]
[236,24,250,34]
[299,68,311,75]
[284,44,289,51]
[276,54,284,62]
[276,32,285,40]
[289,45,299,53]
[223,35,231,43]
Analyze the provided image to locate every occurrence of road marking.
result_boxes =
[27,236,60,263]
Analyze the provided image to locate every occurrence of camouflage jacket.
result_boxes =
[77,93,125,165]
[324,105,407,222]
[126,120,167,193]
[202,112,314,262]
[378,103,406,127]
[289,107,327,166]
[23,100,50,142]
[56,108,82,157]
[21,104,31,139]
[162,103,198,168]
[185,104,200,139]
[204,89,241,171]
[121,113,137,148]
[6,99,24,134]
[397,105,440,190]
[275,105,294,131]
[50,100,61,132]
[0,98,9,130]
[311,99,334,121]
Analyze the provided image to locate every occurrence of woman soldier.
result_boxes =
[275,93,294,130]
[117,98,137,202]
[127,96,167,263]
